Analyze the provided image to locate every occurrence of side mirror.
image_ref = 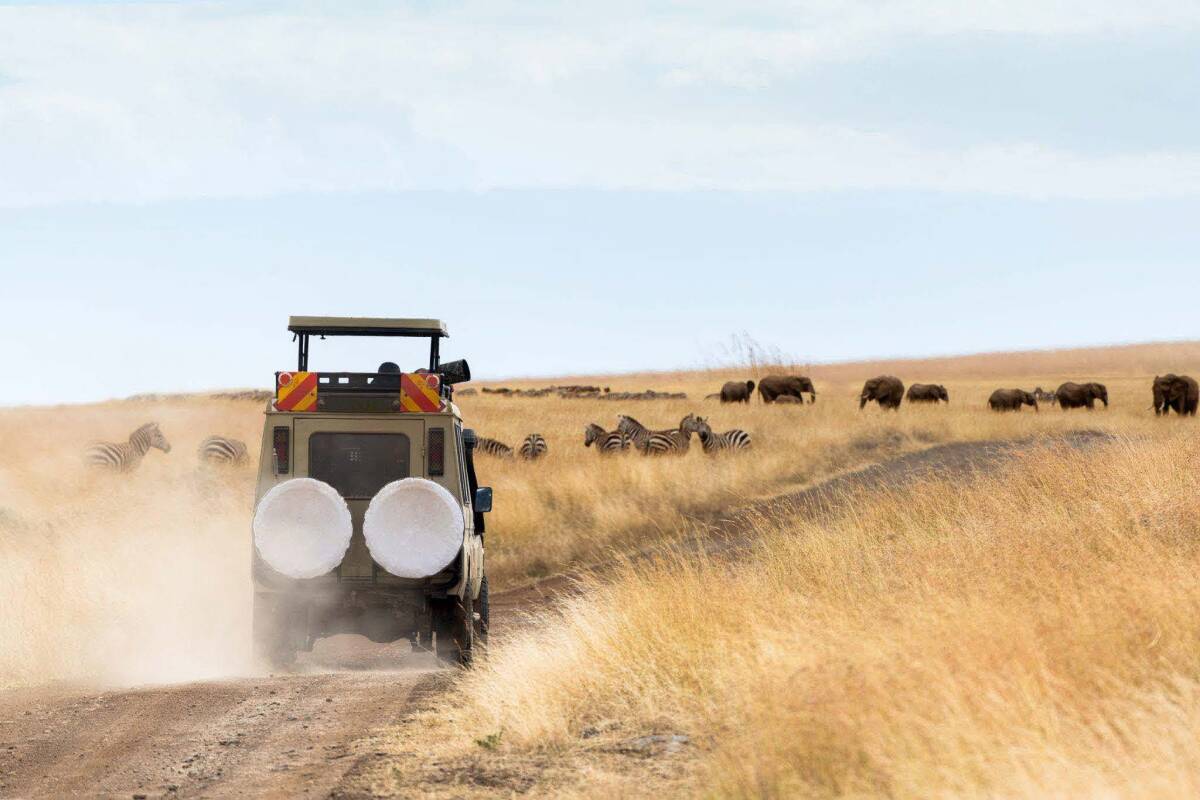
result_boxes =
[474,486,493,513]
[439,359,471,385]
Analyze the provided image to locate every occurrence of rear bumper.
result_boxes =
[252,548,462,596]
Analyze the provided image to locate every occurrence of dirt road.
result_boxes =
[0,434,1104,799]
[0,652,449,799]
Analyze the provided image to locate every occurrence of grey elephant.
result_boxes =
[860,376,904,410]
[989,388,1038,412]
[1055,382,1108,410]
[758,375,816,404]
[720,380,755,403]
[906,383,949,403]
[1153,374,1198,416]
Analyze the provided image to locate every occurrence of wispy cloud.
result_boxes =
[2,1,1199,206]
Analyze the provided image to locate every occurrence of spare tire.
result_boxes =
[253,478,353,579]
[363,478,465,578]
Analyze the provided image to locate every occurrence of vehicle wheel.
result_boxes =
[475,575,489,655]
[252,593,298,670]
[433,593,474,667]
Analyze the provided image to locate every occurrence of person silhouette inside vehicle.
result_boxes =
[371,361,401,388]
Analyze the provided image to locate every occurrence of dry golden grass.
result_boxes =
[0,341,1195,692]
[464,370,1177,585]
[0,398,260,688]
[413,431,1200,798]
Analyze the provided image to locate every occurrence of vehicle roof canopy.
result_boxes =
[288,316,448,338]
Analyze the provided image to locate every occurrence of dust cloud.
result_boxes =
[0,398,263,688]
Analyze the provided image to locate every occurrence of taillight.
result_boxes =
[273,426,290,474]
[428,428,445,476]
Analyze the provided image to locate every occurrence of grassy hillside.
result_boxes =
[390,431,1200,798]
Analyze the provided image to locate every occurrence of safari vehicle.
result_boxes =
[251,316,491,668]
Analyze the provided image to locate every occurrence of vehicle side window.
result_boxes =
[454,424,470,503]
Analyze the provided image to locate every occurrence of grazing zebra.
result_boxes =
[475,437,514,458]
[690,417,752,454]
[519,433,548,460]
[198,435,249,465]
[84,422,171,471]
[619,413,695,455]
[584,423,630,454]
[616,415,652,451]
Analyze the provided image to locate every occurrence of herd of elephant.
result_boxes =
[713,373,1199,415]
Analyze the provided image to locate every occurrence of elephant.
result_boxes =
[1055,382,1108,410]
[720,380,755,403]
[989,388,1038,412]
[860,376,904,410]
[906,383,949,403]
[1153,374,1199,416]
[773,395,803,404]
[758,375,816,404]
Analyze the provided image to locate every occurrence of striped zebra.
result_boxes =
[616,415,651,451]
[198,435,249,465]
[691,417,752,454]
[84,422,172,471]
[584,423,630,454]
[475,437,514,458]
[519,433,548,460]
[619,414,695,455]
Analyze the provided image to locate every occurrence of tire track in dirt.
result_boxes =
[0,663,451,799]
[0,432,1110,799]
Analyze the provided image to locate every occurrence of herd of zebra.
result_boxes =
[478,413,751,460]
[83,423,247,472]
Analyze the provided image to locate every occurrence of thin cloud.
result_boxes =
[1,1,1199,206]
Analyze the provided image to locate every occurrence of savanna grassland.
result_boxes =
[393,429,1200,799]
[1,340,1198,798]
[466,339,1199,585]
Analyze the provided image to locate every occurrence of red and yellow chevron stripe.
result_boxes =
[400,372,444,412]
[275,371,318,412]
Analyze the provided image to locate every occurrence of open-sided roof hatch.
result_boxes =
[288,316,451,372]
[288,316,448,338]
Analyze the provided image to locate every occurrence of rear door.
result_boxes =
[294,416,426,581]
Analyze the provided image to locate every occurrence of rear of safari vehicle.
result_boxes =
[251,317,489,668]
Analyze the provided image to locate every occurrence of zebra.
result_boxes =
[519,433,548,460]
[616,414,652,451]
[584,423,630,454]
[84,422,171,471]
[1031,386,1057,405]
[690,416,752,454]
[475,437,514,458]
[198,435,249,465]
[619,414,695,455]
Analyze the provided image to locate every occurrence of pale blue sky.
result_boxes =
[2,1,1198,404]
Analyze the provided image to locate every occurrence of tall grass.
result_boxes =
[442,432,1200,797]
[463,373,1171,584]
[0,398,259,687]
[0,342,1195,689]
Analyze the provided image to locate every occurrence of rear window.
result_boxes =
[308,433,410,499]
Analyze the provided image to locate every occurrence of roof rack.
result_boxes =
[288,316,448,337]
[288,316,448,372]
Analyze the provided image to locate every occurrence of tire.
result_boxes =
[252,593,298,670]
[475,575,489,655]
[433,591,475,668]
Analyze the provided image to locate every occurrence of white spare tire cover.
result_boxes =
[363,478,464,578]
[253,478,352,579]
